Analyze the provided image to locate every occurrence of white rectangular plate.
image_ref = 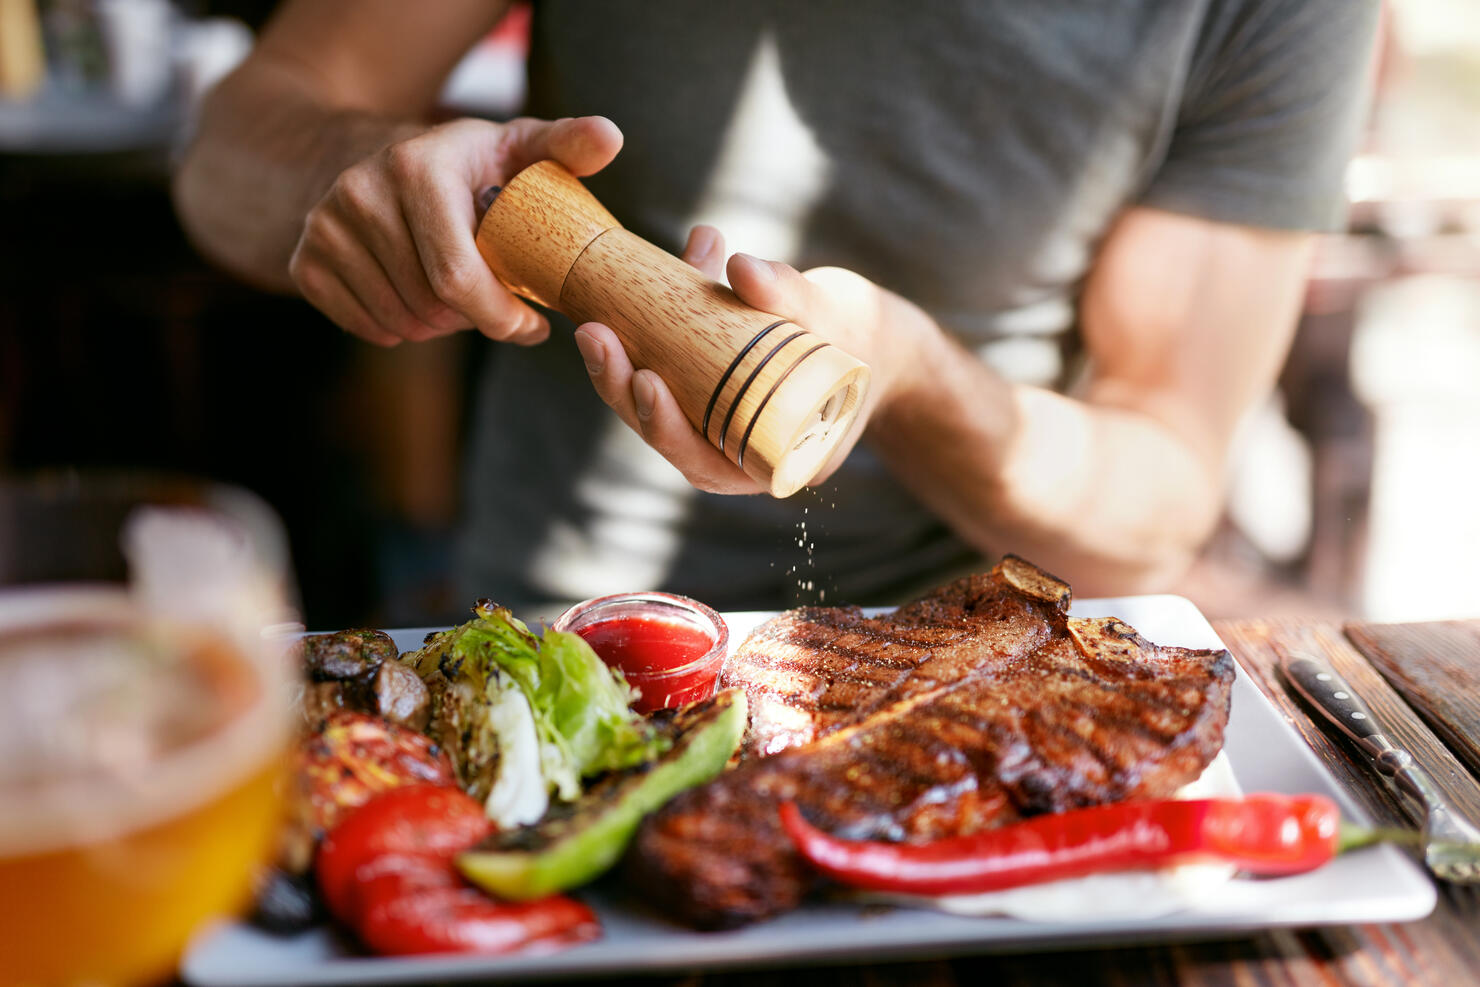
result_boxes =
[182,595,1436,985]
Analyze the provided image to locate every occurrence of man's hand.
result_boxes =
[289,116,623,348]
[573,225,936,494]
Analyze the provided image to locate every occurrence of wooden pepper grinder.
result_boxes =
[474,161,871,498]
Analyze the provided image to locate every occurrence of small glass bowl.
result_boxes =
[553,591,728,714]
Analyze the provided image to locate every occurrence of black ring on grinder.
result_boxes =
[717,329,808,455]
[737,343,829,470]
[702,319,789,444]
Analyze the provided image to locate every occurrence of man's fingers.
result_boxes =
[629,370,762,494]
[728,256,882,363]
[680,225,726,281]
[575,322,760,494]
[294,119,597,347]
[356,203,472,334]
[574,323,639,432]
[301,176,452,341]
[315,218,451,342]
[291,255,402,347]
[379,116,619,344]
[727,252,813,322]
[401,172,549,344]
[497,115,623,178]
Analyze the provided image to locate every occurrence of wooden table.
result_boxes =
[575,616,1480,987]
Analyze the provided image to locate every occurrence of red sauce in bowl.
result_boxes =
[555,593,727,714]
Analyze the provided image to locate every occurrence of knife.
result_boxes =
[1281,648,1480,882]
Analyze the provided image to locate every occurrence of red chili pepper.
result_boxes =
[316,785,600,956]
[779,793,1342,897]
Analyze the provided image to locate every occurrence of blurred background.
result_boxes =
[2,0,1477,630]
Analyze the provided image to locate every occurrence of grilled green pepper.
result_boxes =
[457,688,746,901]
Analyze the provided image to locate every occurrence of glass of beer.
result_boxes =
[0,473,299,986]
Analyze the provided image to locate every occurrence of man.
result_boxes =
[174,0,1378,614]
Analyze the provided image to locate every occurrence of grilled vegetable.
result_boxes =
[316,786,599,957]
[402,600,667,827]
[458,689,746,900]
[299,629,430,730]
[304,629,398,682]
[317,785,493,921]
[779,793,1345,896]
[277,711,455,874]
[359,876,599,957]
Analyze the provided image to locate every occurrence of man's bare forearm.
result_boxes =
[863,208,1310,597]
[867,326,1221,596]
[173,60,426,292]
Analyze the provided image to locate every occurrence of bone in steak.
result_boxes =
[626,556,1234,929]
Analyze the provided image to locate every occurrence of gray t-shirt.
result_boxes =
[458,0,1377,616]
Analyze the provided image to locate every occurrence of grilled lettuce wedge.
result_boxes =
[458,688,746,900]
[401,599,667,827]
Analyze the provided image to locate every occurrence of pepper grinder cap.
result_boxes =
[475,161,621,310]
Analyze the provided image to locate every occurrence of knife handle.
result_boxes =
[1282,650,1477,841]
[1281,652,1390,754]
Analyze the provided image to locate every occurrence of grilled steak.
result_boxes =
[627,556,1234,929]
[720,555,1071,758]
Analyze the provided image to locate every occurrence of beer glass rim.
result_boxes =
[0,469,294,590]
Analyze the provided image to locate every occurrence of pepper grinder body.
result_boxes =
[474,161,870,498]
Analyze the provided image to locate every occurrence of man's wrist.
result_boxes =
[865,304,1019,501]
[869,293,945,416]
